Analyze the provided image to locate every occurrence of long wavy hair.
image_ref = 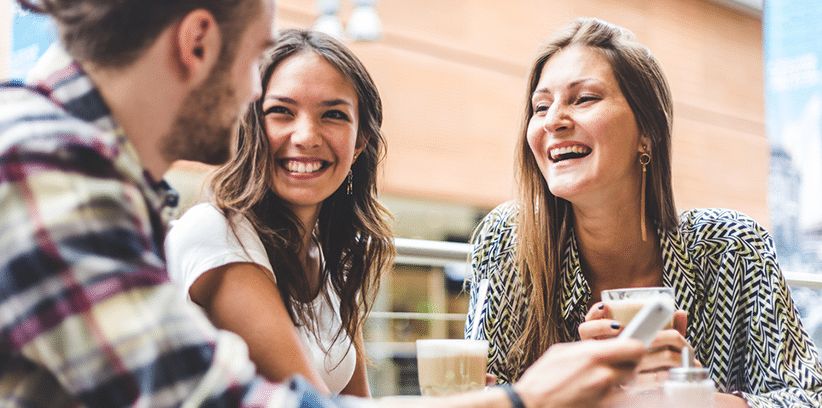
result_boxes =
[208,29,395,359]
[509,17,677,380]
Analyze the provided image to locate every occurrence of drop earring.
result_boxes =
[639,148,651,242]
[347,154,359,195]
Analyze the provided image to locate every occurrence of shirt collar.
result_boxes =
[28,46,179,225]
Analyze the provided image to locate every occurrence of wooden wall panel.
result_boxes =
[347,43,522,207]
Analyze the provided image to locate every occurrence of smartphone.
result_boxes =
[616,296,675,346]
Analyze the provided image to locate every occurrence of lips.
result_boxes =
[280,159,329,174]
[549,144,591,163]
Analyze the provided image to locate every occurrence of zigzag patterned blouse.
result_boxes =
[465,201,822,407]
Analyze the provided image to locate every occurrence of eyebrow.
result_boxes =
[264,95,297,104]
[532,78,603,98]
[319,99,354,108]
[263,95,354,108]
[261,38,277,52]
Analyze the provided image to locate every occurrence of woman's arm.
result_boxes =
[340,327,371,397]
[189,261,332,395]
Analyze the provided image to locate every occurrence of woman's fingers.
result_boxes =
[673,309,687,337]
[485,373,498,386]
[579,319,622,340]
[580,302,622,340]
[585,302,609,321]
[635,330,697,374]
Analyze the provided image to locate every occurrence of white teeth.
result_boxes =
[550,145,591,161]
[283,160,323,173]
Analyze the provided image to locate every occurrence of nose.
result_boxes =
[542,102,572,133]
[292,116,322,149]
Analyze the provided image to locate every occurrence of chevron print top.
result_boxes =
[465,201,822,407]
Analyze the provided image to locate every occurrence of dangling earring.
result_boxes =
[347,154,358,195]
[639,148,651,242]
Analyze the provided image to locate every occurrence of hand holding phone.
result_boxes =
[616,296,675,346]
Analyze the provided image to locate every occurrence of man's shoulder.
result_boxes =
[0,83,113,166]
[0,83,65,124]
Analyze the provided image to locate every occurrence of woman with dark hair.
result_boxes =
[465,17,822,407]
[165,29,394,396]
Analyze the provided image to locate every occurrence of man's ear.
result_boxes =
[176,9,221,86]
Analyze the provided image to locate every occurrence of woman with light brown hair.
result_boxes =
[165,29,394,396]
[466,17,822,407]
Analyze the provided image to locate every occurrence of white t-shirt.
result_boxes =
[165,203,356,395]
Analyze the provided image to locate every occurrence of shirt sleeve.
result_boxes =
[464,201,524,384]
[165,202,274,298]
[686,210,822,408]
[0,139,289,407]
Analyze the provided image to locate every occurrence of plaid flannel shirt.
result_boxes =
[0,49,369,408]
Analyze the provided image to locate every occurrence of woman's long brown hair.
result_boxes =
[508,17,677,380]
[208,29,395,361]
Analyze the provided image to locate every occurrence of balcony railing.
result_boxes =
[366,238,822,396]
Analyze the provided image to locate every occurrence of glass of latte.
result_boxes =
[416,339,489,396]
[601,287,676,329]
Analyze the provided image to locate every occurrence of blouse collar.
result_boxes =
[559,223,698,323]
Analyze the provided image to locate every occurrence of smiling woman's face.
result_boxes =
[261,51,361,217]
[527,45,645,204]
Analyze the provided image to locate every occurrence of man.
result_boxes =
[0,1,643,407]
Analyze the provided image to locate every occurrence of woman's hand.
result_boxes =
[579,302,621,340]
[580,303,688,340]
[485,373,498,386]
[581,305,696,389]
[631,329,698,388]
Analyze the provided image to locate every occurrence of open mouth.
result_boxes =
[279,159,330,174]
[549,145,591,163]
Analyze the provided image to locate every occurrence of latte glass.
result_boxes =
[601,287,676,329]
[416,339,488,396]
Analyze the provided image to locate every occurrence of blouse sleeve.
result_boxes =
[165,203,274,299]
[464,201,525,384]
[686,209,822,407]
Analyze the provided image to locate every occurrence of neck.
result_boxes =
[293,204,323,292]
[81,30,188,180]
[572,199,662,298]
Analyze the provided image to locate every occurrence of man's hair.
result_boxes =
[17,0,260,68]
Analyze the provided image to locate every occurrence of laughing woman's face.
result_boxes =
[261,51,362,218]
[527,45,645,205]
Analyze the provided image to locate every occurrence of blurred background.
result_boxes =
[3,0,821,397]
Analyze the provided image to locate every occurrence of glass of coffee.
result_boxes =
[601,287,676,329]
[416,339,489,396]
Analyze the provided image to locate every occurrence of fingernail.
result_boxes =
[611,322,621,330]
